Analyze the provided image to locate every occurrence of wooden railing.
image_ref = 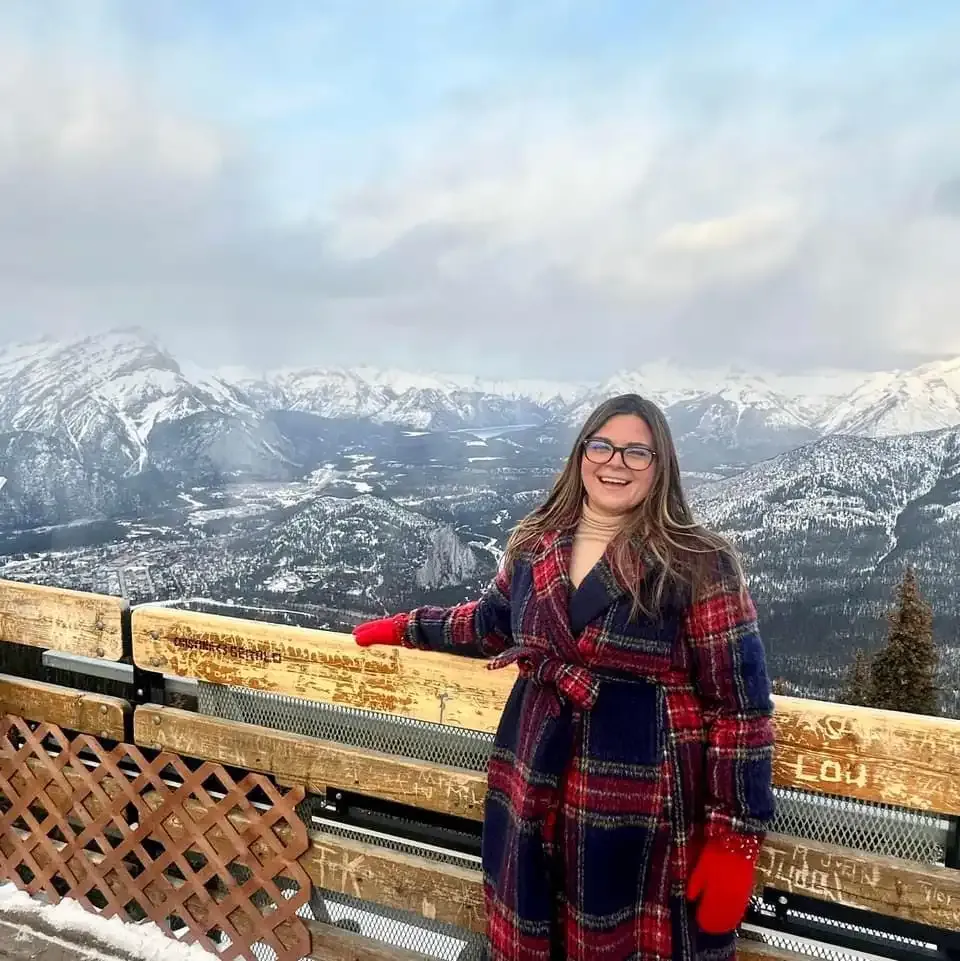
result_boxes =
[2,576,960,961]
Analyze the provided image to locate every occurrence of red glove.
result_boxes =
[353,614,408,647]
[686,833,760,934]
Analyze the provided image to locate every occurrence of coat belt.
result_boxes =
[488,647,600,713]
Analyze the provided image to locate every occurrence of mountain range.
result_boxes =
[1,327,959,491]
[1,326,959,709]
[691,425,960,644]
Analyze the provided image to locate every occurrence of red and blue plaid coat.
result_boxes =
[403,528,775,961]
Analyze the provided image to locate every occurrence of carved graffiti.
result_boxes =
[757,844,880,906]
[791,752,869,788]
[171,634,282,664]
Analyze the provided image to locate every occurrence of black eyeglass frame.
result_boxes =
[581,437,657,471]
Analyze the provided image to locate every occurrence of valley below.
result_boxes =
[2,329,960,713]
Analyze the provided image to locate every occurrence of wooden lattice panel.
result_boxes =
[0,714,313,961]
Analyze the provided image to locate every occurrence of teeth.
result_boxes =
[599,478,628,485]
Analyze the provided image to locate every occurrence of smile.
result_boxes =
[598,477,630,486]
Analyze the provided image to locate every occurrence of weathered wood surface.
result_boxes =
[133,603,960,812]
[10,752,960,943]
[773,694,960,814]
[308,926,802,961]
[0,579,125,660]
[307,922,436,961]
[0,820,308,954]
[301,829,485,934]
[756,832,960,930]
[736,944,809,961]
[132,605,516,732]
[135,705,488,821]
[12,753,487,936]
[0,673,128,740]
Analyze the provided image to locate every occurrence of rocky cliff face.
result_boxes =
[416,526,479,590]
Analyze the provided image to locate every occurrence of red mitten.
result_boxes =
[353,614,408,647]
[686,833,760,934]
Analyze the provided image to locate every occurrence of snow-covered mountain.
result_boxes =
[230,367,563,431]
[2,328,960,493]
[690,426,960,664]
[0,328,277,478]
[245,494,484,600]
[659,377,820,465]
[692,427,960,549]
[819,357,960,438]
[0,430,167,529]
[242,352,960,444]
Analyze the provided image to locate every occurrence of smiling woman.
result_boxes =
[352,392,775,961]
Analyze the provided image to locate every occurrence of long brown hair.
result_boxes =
[503,393,743,615]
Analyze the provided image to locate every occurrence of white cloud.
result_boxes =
[655,204,796,254]
[1,13,960,378]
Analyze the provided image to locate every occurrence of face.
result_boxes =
[580,413,657,516]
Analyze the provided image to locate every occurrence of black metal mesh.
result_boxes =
[198,683,495,770]
[771,786,948,865]
[741,918,935,961]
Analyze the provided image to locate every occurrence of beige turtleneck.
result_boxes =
[569,499,624,588]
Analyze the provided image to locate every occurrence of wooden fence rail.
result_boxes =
[0,579,125,660]
[1,577,959,961]
[132,602,960,815]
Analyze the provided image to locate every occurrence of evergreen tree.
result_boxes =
[868,566,939,715]
[843,649,871,707]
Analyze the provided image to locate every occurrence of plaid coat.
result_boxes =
[403,529,775,961]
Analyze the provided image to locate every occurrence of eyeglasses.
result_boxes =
[582,437,656,471]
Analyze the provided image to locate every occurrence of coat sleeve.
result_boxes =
[401,560,514,658]
[681,551,775,840]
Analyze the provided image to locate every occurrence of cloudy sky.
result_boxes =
[2,1,959,379]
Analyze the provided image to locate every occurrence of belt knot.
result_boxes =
[488,647,600,714]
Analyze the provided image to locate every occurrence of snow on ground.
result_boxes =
[0,883,217,961]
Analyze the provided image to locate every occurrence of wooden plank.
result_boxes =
[134,705,488,821]
[772,694,960,815]
[12,754,960,935]
[0,673,128,739]
[13,753,487,936]
[307,920,437,961]
[755,831,960,931]
[737,944,809,961]
[299,829,485,935]
[132,601,960,814]
[0,579,125,660]
[132,605,515,733]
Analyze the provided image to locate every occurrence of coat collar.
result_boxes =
[533,529,659,642]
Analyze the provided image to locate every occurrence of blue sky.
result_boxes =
[1,1,959,377]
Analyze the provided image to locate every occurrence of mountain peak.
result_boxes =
[1,328,960,447]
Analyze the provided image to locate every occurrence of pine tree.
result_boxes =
[843,649,871,706]
[868,566,939,715]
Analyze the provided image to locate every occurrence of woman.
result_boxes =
[353,394,775,961]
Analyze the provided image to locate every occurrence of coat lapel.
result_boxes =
[568,549,629,636]
[569,537,665,636]
[531,529,664,648]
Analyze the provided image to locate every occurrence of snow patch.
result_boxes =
[0,883,216,961]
